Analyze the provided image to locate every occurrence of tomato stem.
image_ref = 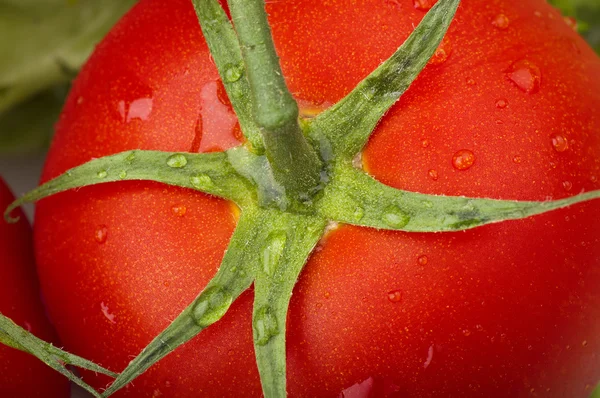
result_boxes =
[226,0,323,208]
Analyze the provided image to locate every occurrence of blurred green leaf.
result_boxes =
[0,0,136,153]
[549,0,600,53]
[0,84,68,153]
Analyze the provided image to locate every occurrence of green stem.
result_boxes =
[226,0,323,206]
[191,0,264,151]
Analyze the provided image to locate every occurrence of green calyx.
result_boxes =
[3,0,600,397]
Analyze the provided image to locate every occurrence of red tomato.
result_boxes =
[35,0,600,396]
[0,178,69,397]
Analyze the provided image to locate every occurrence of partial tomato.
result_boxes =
[0,178,69,397]
[35,0,600,396]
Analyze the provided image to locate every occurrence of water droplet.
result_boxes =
[513,156,522,164]
[591,175,598,183]
[492,14,510,29]
[466,78,477,86]
[412,0,435,11]
[100,302,116,324]
[495,99,508,109]
[564,16,578,31]
[422,139,430,148]
[190,114,203,153]
[476,324,483,332]
[125,152,136,164]
[352,153,363,169]
[77,96,84,105]
[191,286,233,328]
[562,180,573,192]
[224,63,243,83]
[428,169,439,181]
[582,340,588,347]
[506,60,541,94]
[387,289,402,303]
[551,134,569,152]
[452,149,476,171]
[119,170,127,179]
[527,344,533,351]
[324,291,331,299]
[171,205,187,217]
[262,231,287,276]
[462,329,471,337]
[192,81,242,152]
[429,38,452,65]
[382,206,410,228]
[190,174,213,190]
[418,255,429,266]
[424,345,434,369]
[97,170,108,179]
[118,97,153,123]
[353,206,365,222]
[253,306,279,346]
[94,225,108,244]
[166,153,188,168]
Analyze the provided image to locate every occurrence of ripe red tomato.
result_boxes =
[35,0,600,396]
[0,178,69,397]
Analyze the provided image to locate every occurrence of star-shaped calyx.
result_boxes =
[4,0,600,397]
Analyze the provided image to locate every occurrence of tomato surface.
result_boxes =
[0,178,69,397]
[35,0,600,396]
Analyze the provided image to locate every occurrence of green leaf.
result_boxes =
[0,84,67,154]
[252,213,326,397]
[549,0,600,53]
[308,0,460,160]
[0,0,136,115]
[0,313,115,398]
[317,163,600,232]
[4,150,256,222]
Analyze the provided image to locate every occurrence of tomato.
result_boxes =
[34,0,600,396]
[0,178,69,397]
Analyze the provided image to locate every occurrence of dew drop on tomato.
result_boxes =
[429,38,452,65]
[190,114,203,153]
[412,0,436,11]
[387,290,403,303]
[171,205,187,217]
[452,149,476,171]
[495,99,508,109]
[562,180,573,192]
[492,14,510,30]
[94,225,108,244]
[564,16,578,31]
[339,376,374,398]
[551,134,569,152]
[417,255,429,266]
[119,170,127,179]
[428,169,439,180]
[193,81,242,152]
[506,60,542,94]
[513,155,522,164]
[462,329,471,337]
[421,139,430,148]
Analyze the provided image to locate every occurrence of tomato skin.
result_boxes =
[0,178,69,397]
[35,0,600,397]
